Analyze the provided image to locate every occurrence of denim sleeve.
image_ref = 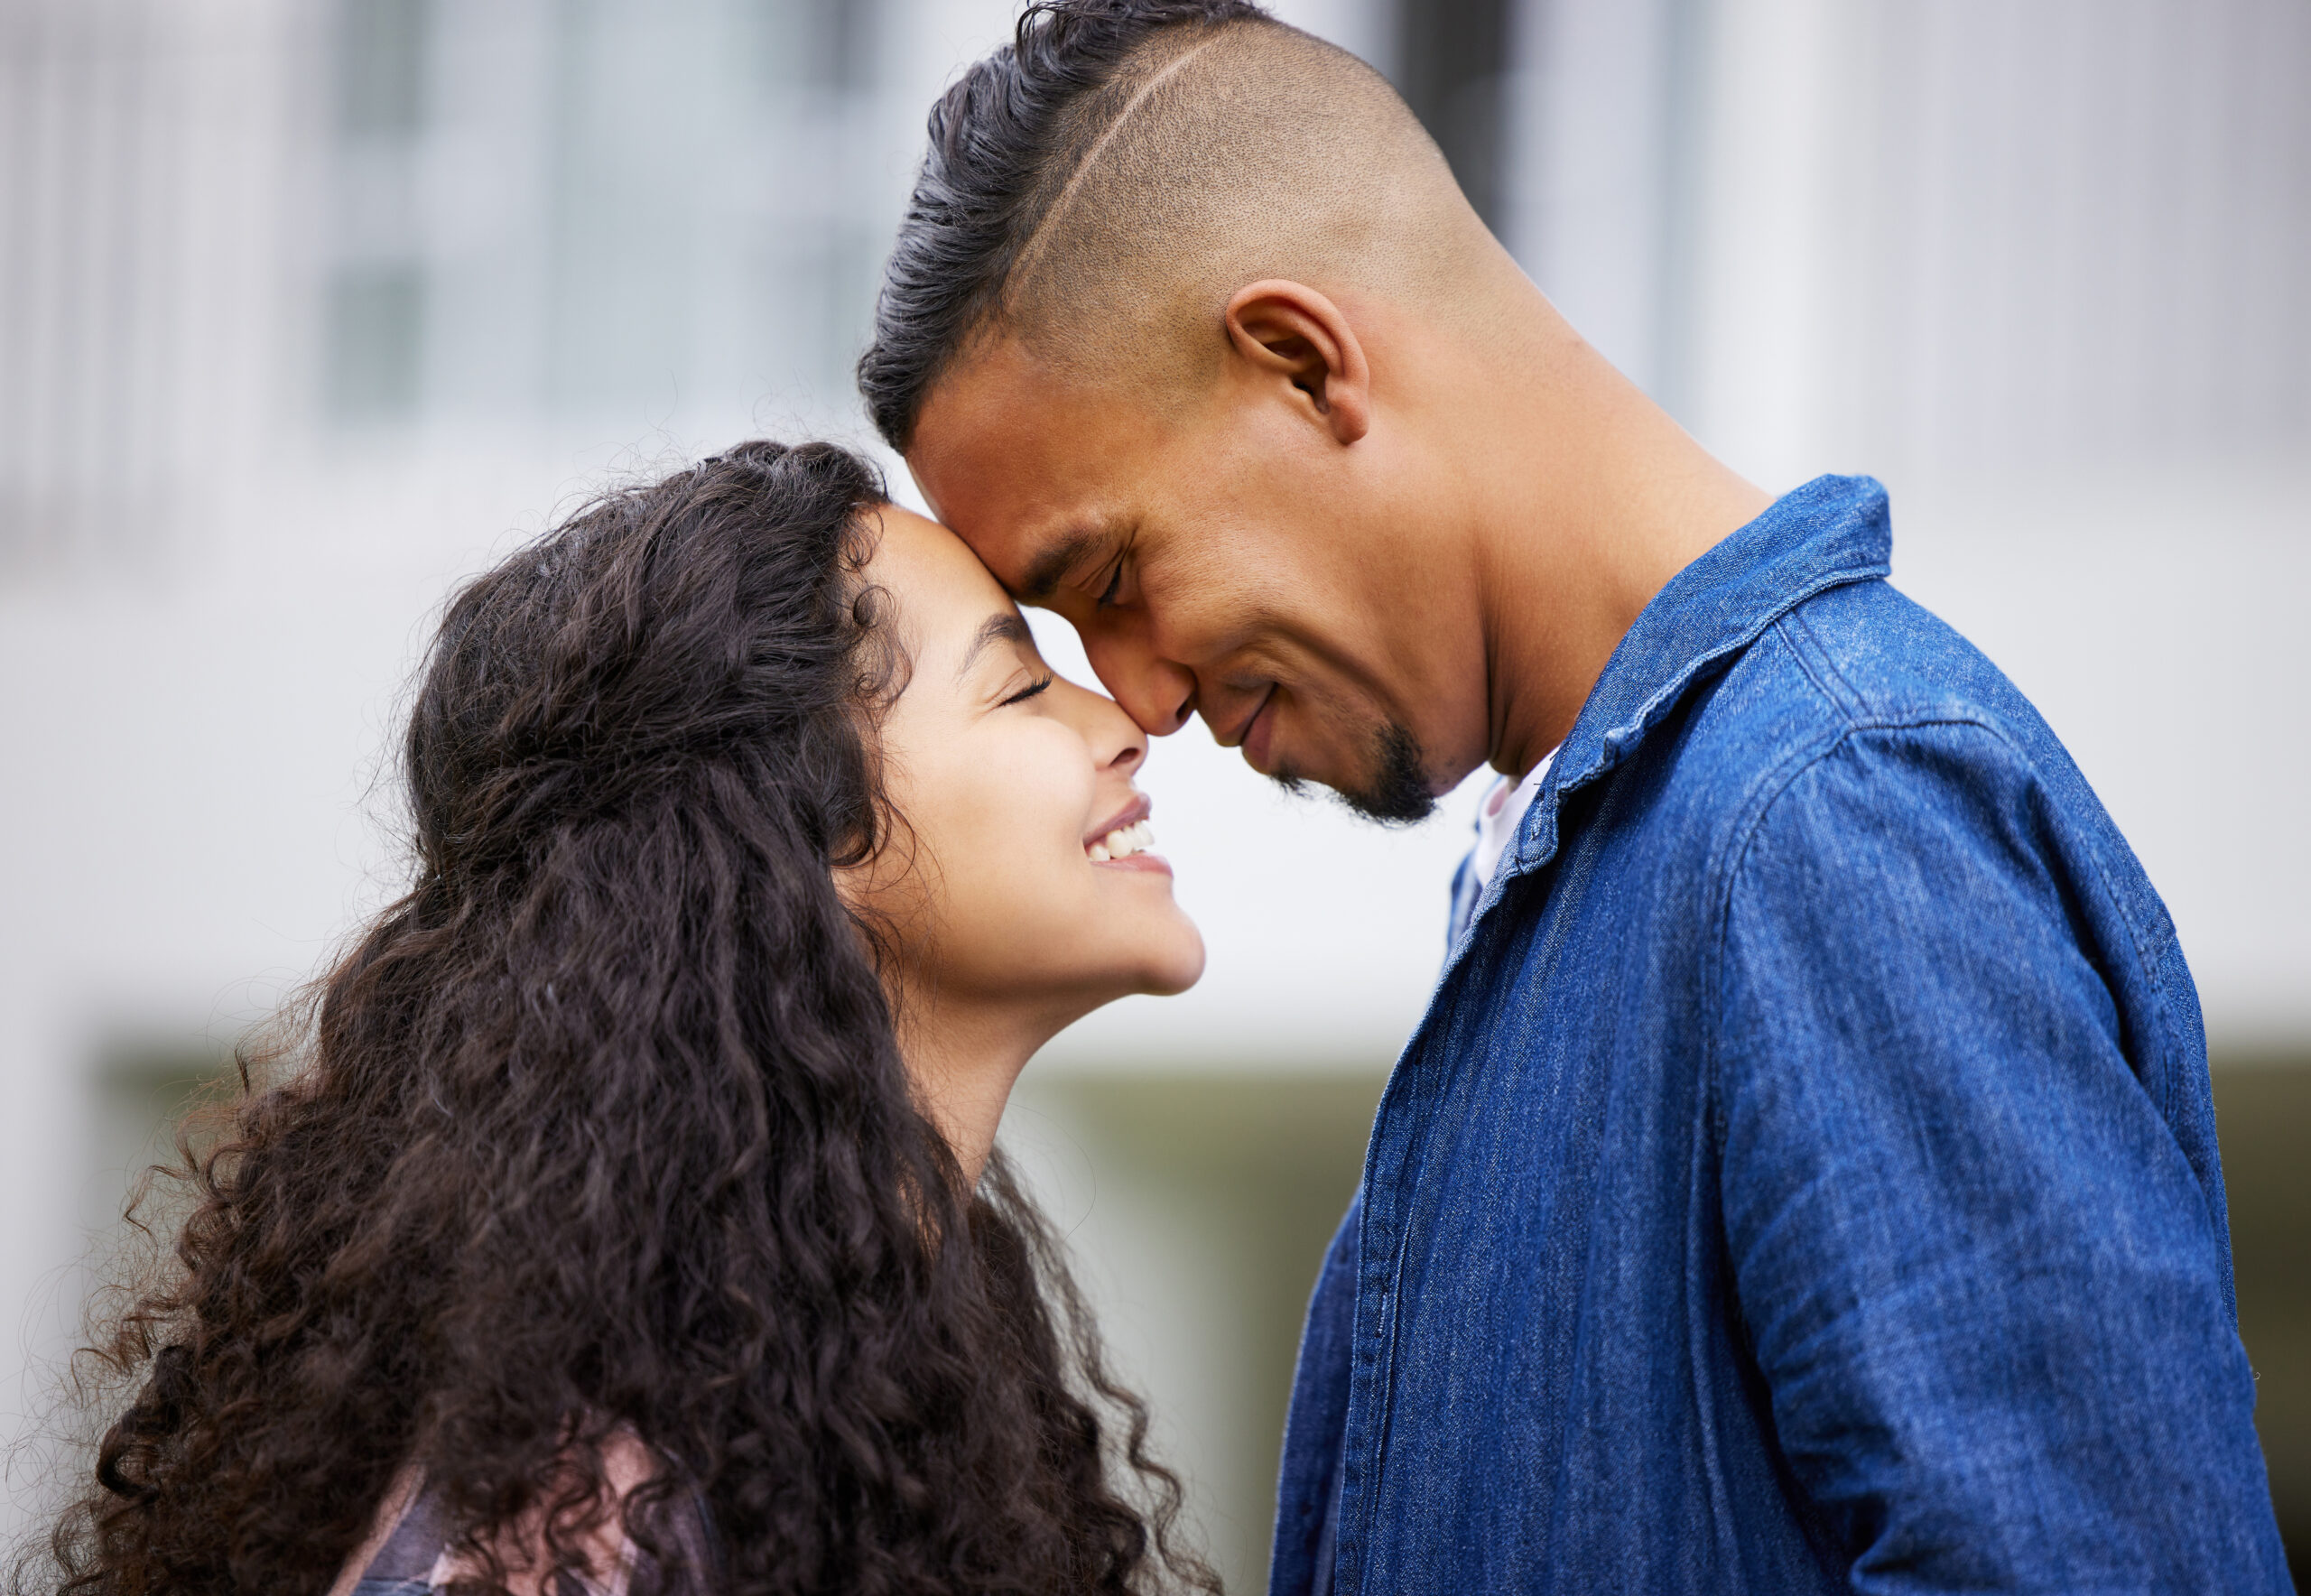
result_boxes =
[1269,1192,1360,1596]
[1712,721,2288,1593]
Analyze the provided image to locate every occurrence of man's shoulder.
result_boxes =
[1674,577,2168,945]
[1631,577,2114,880]
[1683,575,2067,791]
[1703,577,2015,733]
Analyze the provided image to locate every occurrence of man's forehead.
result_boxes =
[913,339,1063,480]
[908,341,1133,590]
[913,464,1104,595]
[950,501,1118,604]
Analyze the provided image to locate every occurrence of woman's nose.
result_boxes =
[1054,674,1146,773]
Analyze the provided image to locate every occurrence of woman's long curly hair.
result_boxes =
[31,441,1216,1596]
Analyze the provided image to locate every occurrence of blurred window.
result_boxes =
[326,262,427,419]
[323,0,432,422]
[314,0,887,432]
[1395,0,1513,229]
[753,0,877,97]
[335,0,431,143]
[1834,0,2311,472]
[0,0,196,577]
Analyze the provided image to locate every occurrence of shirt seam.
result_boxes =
[1784,608,1867,716]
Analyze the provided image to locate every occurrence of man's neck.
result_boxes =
[1462,324,1770,781]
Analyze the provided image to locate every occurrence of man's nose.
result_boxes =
[1083,626,1197,736]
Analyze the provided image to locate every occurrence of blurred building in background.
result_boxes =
[1,0,2305,1582]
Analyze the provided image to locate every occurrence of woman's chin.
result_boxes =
[1136,926,1207,997]
[1055,941,1206,1014]
[1013,922,1204,1023]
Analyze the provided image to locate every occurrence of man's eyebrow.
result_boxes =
[956,612,1034,680]
[1017,527,1108,602]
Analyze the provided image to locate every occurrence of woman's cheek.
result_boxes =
[960,736,1076,895]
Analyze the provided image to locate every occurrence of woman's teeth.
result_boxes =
[1087,820,1155,863]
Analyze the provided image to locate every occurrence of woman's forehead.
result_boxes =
[868,506,1018,660]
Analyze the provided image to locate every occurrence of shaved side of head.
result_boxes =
[859,0,1499,450]
[998,22,1481,395]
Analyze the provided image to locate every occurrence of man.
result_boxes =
[859,2,2295,1590]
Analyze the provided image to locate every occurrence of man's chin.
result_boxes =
[1269,720,1438,826]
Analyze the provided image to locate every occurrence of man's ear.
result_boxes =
[1222,280,1371,445]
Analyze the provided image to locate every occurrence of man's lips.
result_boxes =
[1214,682,1276,745]
[1238,686,1280,773]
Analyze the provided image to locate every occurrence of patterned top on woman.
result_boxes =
[326,1434,719,1596]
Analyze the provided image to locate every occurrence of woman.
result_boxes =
[39,441,1218,1595]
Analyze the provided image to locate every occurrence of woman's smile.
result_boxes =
[1088,818,1166,870]
[1083,794,1169,871]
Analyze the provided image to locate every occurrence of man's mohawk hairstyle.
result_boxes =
[857,0,1275,451]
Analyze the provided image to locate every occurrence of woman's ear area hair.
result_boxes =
[826,519,929,982]
[1222,278,1371,444]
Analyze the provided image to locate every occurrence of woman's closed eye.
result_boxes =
[998,673,1053,708]
[1095,556,1125,609]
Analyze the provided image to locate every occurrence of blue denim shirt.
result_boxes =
[1270,478,2292,1595]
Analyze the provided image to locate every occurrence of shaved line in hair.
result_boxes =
[859,4,1522,447]
[1002,29,1231,295]
[976,19,1504,408]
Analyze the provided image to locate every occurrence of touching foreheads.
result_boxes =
[859,0,1488,451]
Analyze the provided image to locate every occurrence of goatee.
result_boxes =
[1270,719,1436,825]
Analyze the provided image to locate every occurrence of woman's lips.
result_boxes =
[1085,810,1171,876]
[1095,849,1173,877]
[1083,794,1151,849]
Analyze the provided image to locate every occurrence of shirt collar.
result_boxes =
[1496,473,1893,886]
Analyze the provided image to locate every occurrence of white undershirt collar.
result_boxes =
[1470,748,1558,893]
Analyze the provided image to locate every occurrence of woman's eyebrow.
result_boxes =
[955,612,1033,680]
